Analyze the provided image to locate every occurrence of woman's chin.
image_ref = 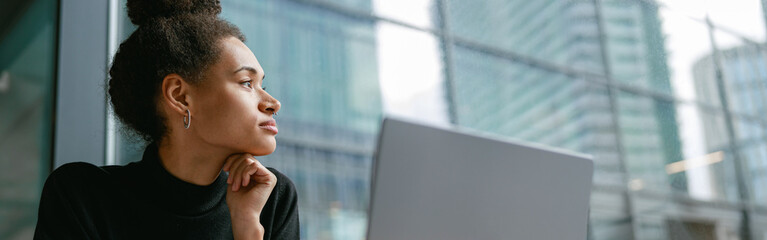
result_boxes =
[249,140,277,156]
[251,149,275,156]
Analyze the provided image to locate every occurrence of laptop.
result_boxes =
[367,117,594,240]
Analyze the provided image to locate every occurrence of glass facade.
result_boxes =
[110,0,767,239]
[0,0,58,239]
[1,0,766,239]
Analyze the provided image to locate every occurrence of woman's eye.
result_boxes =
[241,81,252,88]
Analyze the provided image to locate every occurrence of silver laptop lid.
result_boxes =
[367,117,594,240]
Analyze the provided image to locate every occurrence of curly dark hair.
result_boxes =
[108,0,245,143]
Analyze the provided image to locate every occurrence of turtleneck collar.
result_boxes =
[137,143,228,217]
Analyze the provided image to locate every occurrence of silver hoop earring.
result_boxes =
[183,109,191,129]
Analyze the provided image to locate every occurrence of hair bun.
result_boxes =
[127,0,222,26]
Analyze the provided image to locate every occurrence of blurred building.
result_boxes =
[694,43,767,206]
[448,1,685,238]
[448,0,683,188]
[2,0,767,240]
[446,0,758,239]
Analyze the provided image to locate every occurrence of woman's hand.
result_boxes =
[223,153,277,240]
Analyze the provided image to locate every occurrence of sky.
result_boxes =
[374,0,449,125]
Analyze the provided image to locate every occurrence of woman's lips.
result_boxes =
[259,120,278,134]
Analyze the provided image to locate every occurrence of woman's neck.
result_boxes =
[157,137,230,186]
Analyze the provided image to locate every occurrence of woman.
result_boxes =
[33,0,299,239]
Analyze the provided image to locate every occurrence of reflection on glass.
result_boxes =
[0,0,57,238]
[452,46,624,186]
[104,0,767,239]
[221,1,383,239]
[446,0,606,74]
[376,22,449,125]
[711,29,767,118]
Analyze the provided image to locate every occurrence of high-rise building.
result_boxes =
[447,0,683,191]
[600,0,686,192]
[445,0,685,238]
[693,43,767,204]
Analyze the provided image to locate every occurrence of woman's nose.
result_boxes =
[259,94,281,115]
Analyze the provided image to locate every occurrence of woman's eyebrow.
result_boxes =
[233,66,259,75]
[233,66,266,80]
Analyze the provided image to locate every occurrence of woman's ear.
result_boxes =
[161,73,191,116]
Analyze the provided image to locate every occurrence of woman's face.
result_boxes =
[188,36,280,156]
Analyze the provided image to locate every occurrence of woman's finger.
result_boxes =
[255,160,270,176]
[227,156,244,186]
[223,156,232,172]
[230,156,249,191]
[240,159,255,188]
[223,154,242,184]
[242,162,254,187]
[251,160,276,187]
[247,157,260,176]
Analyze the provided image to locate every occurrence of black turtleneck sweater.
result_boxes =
[33,144,300,239]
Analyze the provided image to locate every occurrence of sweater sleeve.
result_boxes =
[34,163,101,240]
[264,168,300,240]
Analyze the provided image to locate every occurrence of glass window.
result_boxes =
[451,45,624,187]
[0,0,57,238]
[654,0,707,19]
[600,0,710,96]
[633,196,742,240]
[222,0,382,135]
[446,0,606,74]
[618,91,740,202]
[376,22,450,125]
[112,0,144,165]
[733,117,767,206]
[706,0,766,43]
[104,0,767,239]
[373,0,438,30]
[694,107,741,202]
[589,191,633,240]
[753,214,767,240]
[313,0,373,13]
[659,8,718,105]
[617,92,683,194]
[712,29,767,119]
